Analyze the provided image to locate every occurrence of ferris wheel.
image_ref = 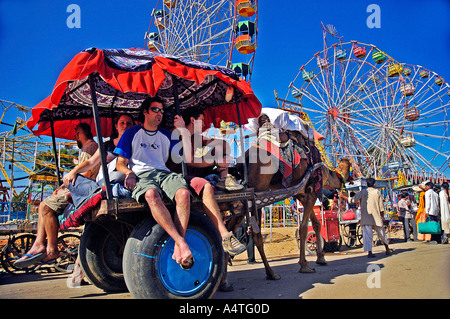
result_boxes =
[284,24,450,179]
[144,0,258,81]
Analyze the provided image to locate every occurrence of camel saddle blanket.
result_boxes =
[256,130,307,188]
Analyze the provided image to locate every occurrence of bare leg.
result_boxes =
[145,188,192,265]
[201,183,229,236]
[16,202,58,261]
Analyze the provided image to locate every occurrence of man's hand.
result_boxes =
[173,115,185,129]
[124,171,136,191]
[63,172,77,187]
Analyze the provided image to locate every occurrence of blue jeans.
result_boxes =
[405,216,418,241]
[68,174,100,209]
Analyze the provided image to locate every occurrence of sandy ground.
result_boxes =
[1,227,449,300]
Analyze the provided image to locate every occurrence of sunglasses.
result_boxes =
[150,107,164,114]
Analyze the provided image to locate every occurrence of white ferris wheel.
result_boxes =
[284,24,450,181]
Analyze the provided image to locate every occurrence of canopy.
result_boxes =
[27,47,262,140]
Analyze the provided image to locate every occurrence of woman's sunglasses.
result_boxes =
[150,107,164,114]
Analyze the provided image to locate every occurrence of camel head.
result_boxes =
[335,157,352,182]
[322,157,353,190]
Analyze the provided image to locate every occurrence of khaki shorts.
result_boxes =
[133,169,189,203]
[43,187,70,214]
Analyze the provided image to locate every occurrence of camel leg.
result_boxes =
[309,210,327,266]
[219,252,234,292]
[252,224,281,280]
[297,192,317,273]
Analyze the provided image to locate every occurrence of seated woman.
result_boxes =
[63,114,135,197]
[56,114,135,228]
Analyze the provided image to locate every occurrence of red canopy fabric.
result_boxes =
[27,48,262,140]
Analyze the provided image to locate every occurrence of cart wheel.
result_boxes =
[123,210,225,299]
[54,233,81,273]
[305,231,324,255]
[1,234,38,275]
[356,224,364,246]
[341,223,359,247]
[79,221,131,292]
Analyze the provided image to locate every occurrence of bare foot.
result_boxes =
[15,245,46,262]
[42,250,60,263]
[172,240,192,266]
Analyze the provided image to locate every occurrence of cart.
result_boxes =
[295,202,341,254]
[26,48,322,299]
[339,213,362,247]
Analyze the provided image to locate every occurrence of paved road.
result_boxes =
[1,240,449,299]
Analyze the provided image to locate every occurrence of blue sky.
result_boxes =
[0,0,449,179]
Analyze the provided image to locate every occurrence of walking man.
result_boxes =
[352,178,393,258]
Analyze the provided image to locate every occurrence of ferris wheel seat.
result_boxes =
[335,50,347,60]
[163,0,176,9]
[147,42,158,51]
[435,77,444,86]
[353,46,366,58]
[302,71,314,82]
[291,88,303,98]
[400,83,415,96]
[400,136,416,148]
[403,68,412,76]
[372,50,386,63]
[236,0,256,17]
[235,35,257,54]
[317,58,329,68]
[388,63,403,77]
[231,63,250,78]
[419,70,429,78]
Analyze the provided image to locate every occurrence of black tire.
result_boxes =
[79,221,131,292]
[123,210,225,299]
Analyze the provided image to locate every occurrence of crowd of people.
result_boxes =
[410,180,449,245]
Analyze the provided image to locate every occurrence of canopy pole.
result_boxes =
[50,117,62,187]
[89,74,113,200]
[172,76,188,178]
[235,100,248,186]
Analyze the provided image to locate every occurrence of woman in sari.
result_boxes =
[416,183,431,241]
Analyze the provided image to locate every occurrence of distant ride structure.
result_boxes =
[0,99,78,222]
[144,0,258,81]
[282,23,450,181]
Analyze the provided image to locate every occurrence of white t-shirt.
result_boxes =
[114,124,179,174]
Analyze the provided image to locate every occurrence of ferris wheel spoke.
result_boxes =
[406,147,440,174]
[302,83,332,112]
[401,128,450,141]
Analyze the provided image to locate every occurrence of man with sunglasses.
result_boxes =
[115,96,194,267]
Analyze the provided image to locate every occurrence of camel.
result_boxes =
[243,116,352,275]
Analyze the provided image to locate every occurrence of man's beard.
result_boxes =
[77,140,82,149]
